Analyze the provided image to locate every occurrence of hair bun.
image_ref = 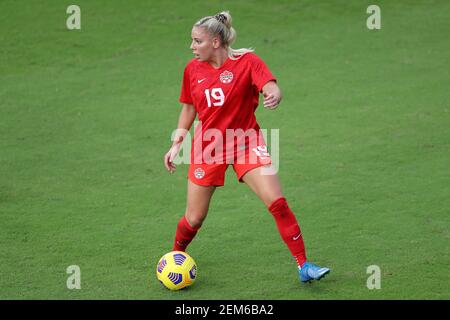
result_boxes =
[214,13,227,24]
[215,11,232,29]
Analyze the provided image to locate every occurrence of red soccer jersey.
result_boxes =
[179,52,276,163]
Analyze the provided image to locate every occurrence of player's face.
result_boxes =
[190,27,216,62]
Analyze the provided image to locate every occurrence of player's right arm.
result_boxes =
[164,103,197,173]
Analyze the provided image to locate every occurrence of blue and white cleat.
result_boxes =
[299,262,330,283]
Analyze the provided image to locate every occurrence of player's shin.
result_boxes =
[268,197,307,268]
[173,215,200,252]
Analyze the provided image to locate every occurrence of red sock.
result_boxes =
[268,197,307,268]
[173,216,199,252]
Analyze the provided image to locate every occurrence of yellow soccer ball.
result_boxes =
[156,251,197,290]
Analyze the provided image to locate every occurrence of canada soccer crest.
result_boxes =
[194,168,205,179]
[219,70,233,84]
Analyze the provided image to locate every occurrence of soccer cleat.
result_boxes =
[299,262,330,283]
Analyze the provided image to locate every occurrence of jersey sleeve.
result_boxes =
[249,54,277,92]
[179,64,193,104]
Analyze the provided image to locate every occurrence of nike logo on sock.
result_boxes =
[293,233,302,241]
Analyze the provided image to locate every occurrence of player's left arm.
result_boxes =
[262,81,282,109]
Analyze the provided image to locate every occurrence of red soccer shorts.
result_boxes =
[188,145,272,187]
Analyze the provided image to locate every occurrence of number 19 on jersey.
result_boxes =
[205,88,225,107]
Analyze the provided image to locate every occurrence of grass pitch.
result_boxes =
[1,0,449,299]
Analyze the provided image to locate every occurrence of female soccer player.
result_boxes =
[164,11,330,283]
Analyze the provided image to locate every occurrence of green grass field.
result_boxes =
[1,0,449,300]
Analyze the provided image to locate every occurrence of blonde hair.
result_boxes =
[194,11,254,60]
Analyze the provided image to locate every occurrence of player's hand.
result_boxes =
[164,143,181,173]
[263,92,281,109]
[262,81,282,109]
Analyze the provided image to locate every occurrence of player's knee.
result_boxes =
[268,196,288,215]
[185,211,206,229]
[263,191,285,208]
